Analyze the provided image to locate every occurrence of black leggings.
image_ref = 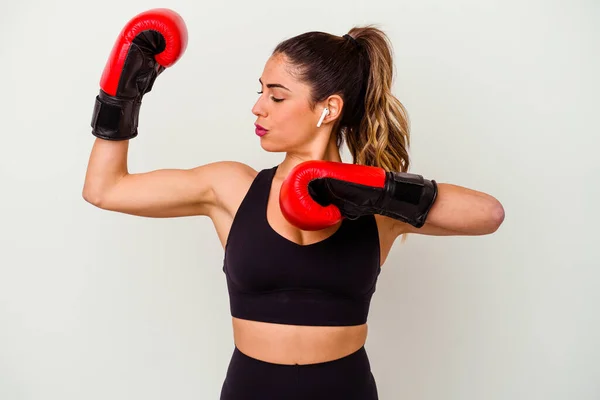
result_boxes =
[220,346,378,399]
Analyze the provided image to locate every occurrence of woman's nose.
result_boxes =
[251,98,266,117]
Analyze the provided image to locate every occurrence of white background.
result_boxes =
[1,0,598,399]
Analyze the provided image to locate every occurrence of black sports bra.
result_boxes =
[222,166,382,326]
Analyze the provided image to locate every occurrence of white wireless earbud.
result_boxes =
[316,108,329,127]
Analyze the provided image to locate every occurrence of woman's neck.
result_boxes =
[275,136,343,180]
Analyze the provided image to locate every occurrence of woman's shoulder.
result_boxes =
[200,161,257,191]
[188,160,258,189]
[208,160,258,178]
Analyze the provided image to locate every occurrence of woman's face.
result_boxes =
[251,53,326,154]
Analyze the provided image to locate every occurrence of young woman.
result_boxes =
[83,9,504,399]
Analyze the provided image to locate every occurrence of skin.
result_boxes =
[83,52,505,366]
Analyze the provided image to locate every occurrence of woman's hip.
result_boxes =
[220,345,378,400]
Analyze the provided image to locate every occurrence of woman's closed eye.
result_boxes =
[257,91,284,103]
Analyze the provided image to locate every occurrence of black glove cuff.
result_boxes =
[379,172,439,228]
[90,90,140,141]
[414,179,438,228]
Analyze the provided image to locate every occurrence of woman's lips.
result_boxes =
[255,124,268,137]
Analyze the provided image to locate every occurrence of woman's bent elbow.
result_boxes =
[82,186,105,208]
[490,201,505,233]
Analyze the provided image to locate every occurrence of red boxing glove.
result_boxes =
[279,161,438,231]
[91,8,188,140]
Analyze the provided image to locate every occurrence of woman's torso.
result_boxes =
[209,163,399,365]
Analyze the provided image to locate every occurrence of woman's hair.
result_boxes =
[273,25,411,173]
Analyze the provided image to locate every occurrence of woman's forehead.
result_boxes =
[261,55,304,89]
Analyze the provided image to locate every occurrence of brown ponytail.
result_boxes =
[346,26,411,173]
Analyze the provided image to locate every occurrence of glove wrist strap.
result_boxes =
[376,172,438,228]
[90,90,140,141]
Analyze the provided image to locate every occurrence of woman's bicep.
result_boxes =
[85,161,251,218]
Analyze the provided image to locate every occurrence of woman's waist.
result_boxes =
[231,317,368,365]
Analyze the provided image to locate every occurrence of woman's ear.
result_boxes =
[317,95,344,127]
[320,95,344,125]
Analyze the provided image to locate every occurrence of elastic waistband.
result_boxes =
[232,345,368,368]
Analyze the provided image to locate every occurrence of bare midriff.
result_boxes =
[231,317,368,365]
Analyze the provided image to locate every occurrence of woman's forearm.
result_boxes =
[82,138,129,204]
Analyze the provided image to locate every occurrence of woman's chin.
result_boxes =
[259,137,287,153]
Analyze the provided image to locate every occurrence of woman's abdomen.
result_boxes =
[231,317,368,365]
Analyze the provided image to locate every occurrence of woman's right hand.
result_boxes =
[90,8,188,141]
